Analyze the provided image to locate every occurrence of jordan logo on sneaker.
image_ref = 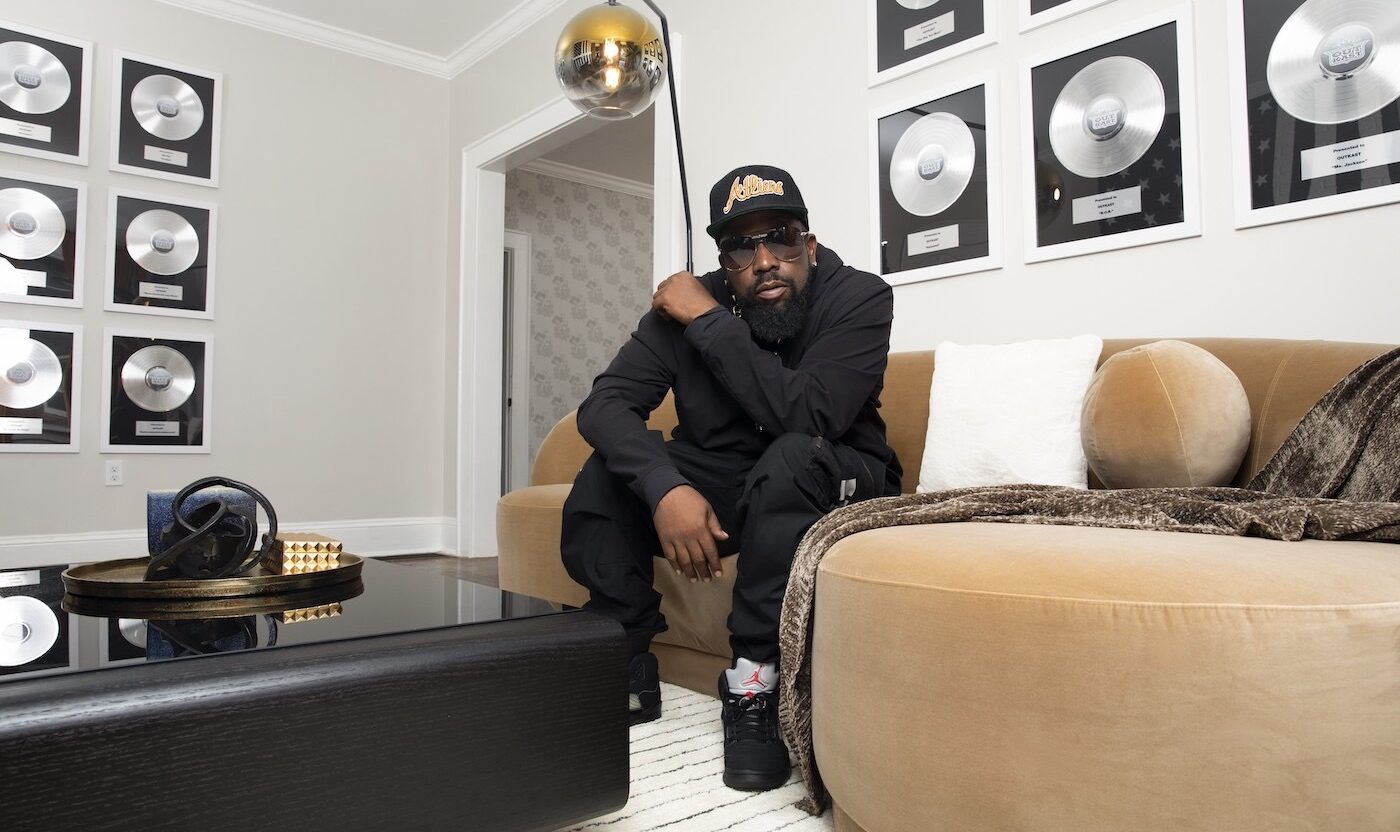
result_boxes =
[743,669,765,688]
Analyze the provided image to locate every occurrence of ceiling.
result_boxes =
[158,0,573,69]
[248,0,528,57]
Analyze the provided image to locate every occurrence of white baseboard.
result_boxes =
[0,517,460,571]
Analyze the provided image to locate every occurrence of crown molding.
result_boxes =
[445,0,574,79]
[153,0,451,77]
[154,0,578,80]
[519,158,654,199]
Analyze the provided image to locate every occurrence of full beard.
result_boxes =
[735,279,811,345]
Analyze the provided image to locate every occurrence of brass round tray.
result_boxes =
[62,555,364,600]
[63,579,364,620]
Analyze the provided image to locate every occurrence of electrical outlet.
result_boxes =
[104,460,123,486]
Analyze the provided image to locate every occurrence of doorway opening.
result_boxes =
[457,40,685,557]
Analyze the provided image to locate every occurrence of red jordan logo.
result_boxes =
[743,669,764,688]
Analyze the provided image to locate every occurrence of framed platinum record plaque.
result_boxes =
[1021,5,1201,263]
[1228,0,1400,228]
[0,170,85,308]
[110,51,222,187]
[0,566,77,680]
[100,617,149,666]
[0,319,80,453]
[106,190,216,319]
[871,75,1002,285]
[870,0,996,87]
[1021,0,1119,33]
[0,21,90,165]
[101,328,212,454]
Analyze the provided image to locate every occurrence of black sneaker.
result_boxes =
[629,652,661,725]
[718,674,791,790]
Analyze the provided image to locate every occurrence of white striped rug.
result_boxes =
[558,683,834,832]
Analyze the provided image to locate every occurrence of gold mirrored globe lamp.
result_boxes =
[555,0,667,120]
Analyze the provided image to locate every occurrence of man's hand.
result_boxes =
[653,485,729,583]
[652,271,720,326]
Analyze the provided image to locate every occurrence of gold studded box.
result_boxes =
[263,533,343,574]
[276,602,343,624]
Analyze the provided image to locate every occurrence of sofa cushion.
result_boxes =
[1082,340,1251,488]
[918,335,1102,492]
[813,522,1400,831]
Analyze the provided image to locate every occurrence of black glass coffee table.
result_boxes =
[0,556,627,832]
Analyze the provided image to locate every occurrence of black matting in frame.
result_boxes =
[877,84,990,277]
[0,174,80,304]
[0,566,71,677]
[0,324,76,449]
[0,24,86,162]
[1032,0,1086,14]
[1031,21,1184,248]
[114,57,217,183]
[1241,0,1400,212]
[876,0,986,74]
[110,195,212,315]
[106,333,207,448]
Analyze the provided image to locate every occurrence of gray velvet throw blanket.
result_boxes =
[777,347,1400,815]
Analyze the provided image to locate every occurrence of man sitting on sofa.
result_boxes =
[561,164,902,791]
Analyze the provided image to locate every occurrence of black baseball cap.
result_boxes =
[706,164,808,239]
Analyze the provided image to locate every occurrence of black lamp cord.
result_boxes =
[636,0,694,274]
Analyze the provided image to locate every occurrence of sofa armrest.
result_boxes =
[529,395,682,486]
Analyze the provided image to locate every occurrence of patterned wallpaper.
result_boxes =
[504,169,654,469]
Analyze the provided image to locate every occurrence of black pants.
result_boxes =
[561,433,896,663]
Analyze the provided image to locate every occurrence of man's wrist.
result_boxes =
[682,304,724,328]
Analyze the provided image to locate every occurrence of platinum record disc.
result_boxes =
[0,596,60,667]
[118,618,147,648]
[894,0,938,9]
[130,73,205,141]
[0,331,61,409]
[0,41,71,115]
[126,209,199,275]
[1049,56,1166,179]
[1267,0,1400,125]
[0,187,65,261]
[121,344,195,413]
[889,112,976,217]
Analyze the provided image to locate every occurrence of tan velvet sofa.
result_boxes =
[497,338,1400,832]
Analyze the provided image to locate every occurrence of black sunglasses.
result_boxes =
[717,225,811,271]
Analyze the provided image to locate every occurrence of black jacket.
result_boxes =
[576,244,902,512]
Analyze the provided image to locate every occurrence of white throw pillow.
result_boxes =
[917,334,1104,493]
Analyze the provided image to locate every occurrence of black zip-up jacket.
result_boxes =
[576,244,902,512]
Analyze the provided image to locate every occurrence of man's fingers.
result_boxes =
[682,539,709,582]
[705,510,726,577]
[662,540,685,577]
[698,531,722,581]
[672,541,697,581]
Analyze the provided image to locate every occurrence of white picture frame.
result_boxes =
[1019,0,1118,34]
[0,318,82,453]
[104,188,218,320]
[109,50,223,188]
[869,0,997,88]
[1226,0,1400,229]
[0,566,79,680]
[869,73,1003,285]
[100,327,213,454]
[0,168,86,309]
[1019,4,1201,264]
[0,20,92,167]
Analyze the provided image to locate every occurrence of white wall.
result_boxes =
[445,0,1400,370]
[0,1,450,552]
